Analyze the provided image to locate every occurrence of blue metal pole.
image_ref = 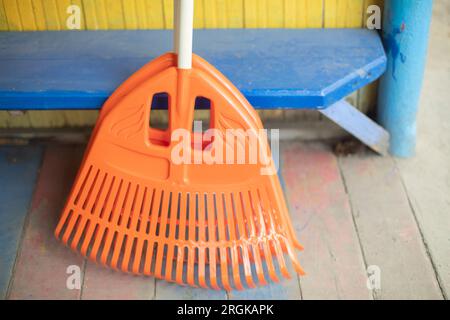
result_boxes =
[378,0,433,157]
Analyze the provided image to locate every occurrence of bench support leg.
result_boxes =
[320,100,390,155]
[378,0,433,158]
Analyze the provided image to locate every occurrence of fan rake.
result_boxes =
[55,0,304,290]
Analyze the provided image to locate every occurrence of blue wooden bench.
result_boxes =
[0,29,389,154]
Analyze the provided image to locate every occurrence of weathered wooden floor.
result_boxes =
[0,139,447,300]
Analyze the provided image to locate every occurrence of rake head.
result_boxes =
[55,54,304,290]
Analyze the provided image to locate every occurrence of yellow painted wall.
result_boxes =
[0,0,384,128]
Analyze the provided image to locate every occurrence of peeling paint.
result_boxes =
[383,20,407,80]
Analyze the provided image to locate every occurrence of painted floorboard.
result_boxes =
[8,145,85,300]
[155,271,227,300]
[155,282,227,300]
[0,146,43,299]
[228,261,302,300]
[82,261,155,300]
[282,143,372,300]
[339,154,443,299]
[395,0,450,298]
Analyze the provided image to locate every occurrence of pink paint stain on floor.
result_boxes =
[282,142,371,299]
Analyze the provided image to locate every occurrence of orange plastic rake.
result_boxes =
[55,0,304,290]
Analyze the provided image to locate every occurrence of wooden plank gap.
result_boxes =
[394,159,448,300]
[5,146,44,299]
[336,156,376,300]
[282,142,371,300]
[339,154,443,299]
[8,146,85,299]
[0,146,44,298]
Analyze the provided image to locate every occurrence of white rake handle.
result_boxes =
[174,0,194,70]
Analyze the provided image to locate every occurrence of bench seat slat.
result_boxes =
[0,29,386,110]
